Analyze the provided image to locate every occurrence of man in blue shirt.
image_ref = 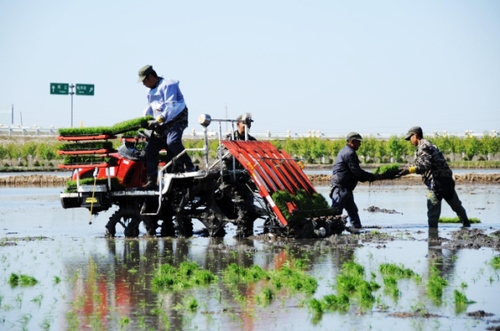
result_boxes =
[138,64,195,190]
[330,132,381,229]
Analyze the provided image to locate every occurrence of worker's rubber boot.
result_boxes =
[461,217,471,228]
[141,176,158,190]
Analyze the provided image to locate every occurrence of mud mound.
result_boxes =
[365,206,402,214]
[444,228,500,250]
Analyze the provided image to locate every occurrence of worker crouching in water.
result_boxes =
[138,64,195,190]
[398,126,471,228]
[330,132,385,230]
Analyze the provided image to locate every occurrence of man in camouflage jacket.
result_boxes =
[399,126,471,228]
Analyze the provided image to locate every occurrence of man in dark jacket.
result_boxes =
[330,132,381,229]
[226,113,256,141]
[398,126,471,228]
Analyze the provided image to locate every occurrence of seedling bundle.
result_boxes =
[57,116,150,168]
[271,189,335,226]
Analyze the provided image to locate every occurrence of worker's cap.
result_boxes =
[346,132,363,142]
[236,113,254,124]
[138,65,154,82]
[405,126,423,140]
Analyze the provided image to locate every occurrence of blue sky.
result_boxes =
[0,0,499,138]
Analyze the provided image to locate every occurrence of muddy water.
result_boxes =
[1,185,500,331]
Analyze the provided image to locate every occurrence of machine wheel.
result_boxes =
[175,214,193,238]
[106,207,143,238]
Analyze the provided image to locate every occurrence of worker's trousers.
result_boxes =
[330,186,362,228]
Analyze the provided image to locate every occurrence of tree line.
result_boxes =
[1,134,499,168]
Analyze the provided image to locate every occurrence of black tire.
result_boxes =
[106,207,143,238]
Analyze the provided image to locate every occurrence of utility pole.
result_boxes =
[70,84,75,127]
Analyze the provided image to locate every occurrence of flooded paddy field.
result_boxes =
[1,183,500,331]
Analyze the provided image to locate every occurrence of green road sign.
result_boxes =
[50,83,69,95]
[75,84,95,96]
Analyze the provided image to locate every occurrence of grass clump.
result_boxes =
[439,217,480,224]
[272,189,335,226]
[151,261,217,291]
[9,273,38,287]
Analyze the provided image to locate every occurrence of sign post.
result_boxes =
[50,82,94,127]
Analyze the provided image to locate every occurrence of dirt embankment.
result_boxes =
[1,172,500,187]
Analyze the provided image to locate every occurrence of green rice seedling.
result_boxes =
[454,289,475,305]
[307,298,324,315]
[383,276,400,299]
[357,282,376,308]
[61,155,116,166]
[491,256,500,269]
[31,294,43,307]
[427,267,448,303]
[321,293,350,311]
[271,189,335,226]
[9,273,38,286]
[58,141,114,152]
[373,163,400,175]
[41,316,52,331]
[257,287,275,306]
[54,276,61,284]
[58,116,152,136]
[335,260,378,309]
[223,263,267,286]
[438,217,480,224]
[379,263,416,279]
[119,316,130,330]
[185,296,199,312]
[8,273,19,286]
[151,261,217,291]
[272,264,318,295]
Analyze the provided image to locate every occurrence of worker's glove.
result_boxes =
[146,120,159,130]
[370,174,382,182]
